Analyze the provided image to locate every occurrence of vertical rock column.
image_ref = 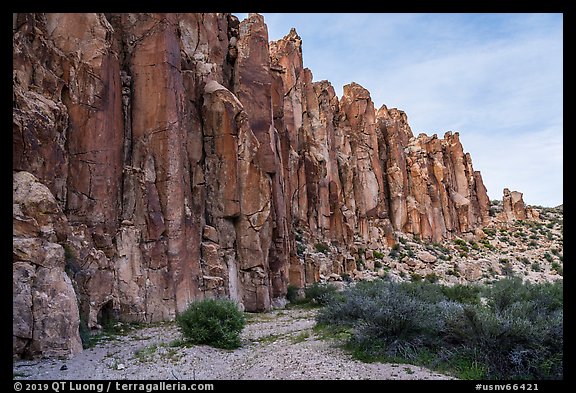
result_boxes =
[120,13,197,319]
[13,13,69,207]
[340,83,387,241]
[269,28,306,288]
[177,13,236,301]
[377,106,413,234]
[233,13,289,307]
[43,13,125,327]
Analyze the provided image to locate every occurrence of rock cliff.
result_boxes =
[13,13,519,358]
[498,188,540,222]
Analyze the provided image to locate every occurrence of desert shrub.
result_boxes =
[296,242,305,257]
[485,277,529,313]
[304,282,338,305]
[340,273,352,282]
[316,278,563,379]
[286,284,301,303]
[79,319,93,349]
[531,262,541,272]
[501,262,515,277]
[317,280,386,327]
[374,260,383,269]
[314,242,330,254]
[447,278,563,379]
[432,242,450,253]
[551,262,563,276]
[425,273,440,283]
[294,231,303,242]
[454,239,467,247]
[483,228,496,237]
[373,250,385,259]
[410,273,422,282]
[176,299,245,349]
[442,284,481,305]
[517,257,530,265]
[446,269,460,277]
[544,252,553,262]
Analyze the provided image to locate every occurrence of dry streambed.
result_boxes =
[13,308,454,380]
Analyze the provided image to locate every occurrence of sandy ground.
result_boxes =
[13,308,454,380]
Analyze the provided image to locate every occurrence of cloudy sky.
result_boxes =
[235,13,563,207]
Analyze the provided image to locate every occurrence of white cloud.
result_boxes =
[234,13,563,207]
[461,127,563,207]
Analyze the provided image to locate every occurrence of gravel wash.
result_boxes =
[13,308,454,380]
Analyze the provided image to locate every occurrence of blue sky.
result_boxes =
[235,13,563,207]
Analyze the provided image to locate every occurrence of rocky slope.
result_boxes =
[12,13,560,359]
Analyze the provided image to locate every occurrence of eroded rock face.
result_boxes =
[498,188,539,222]
[13,171,82,358]
[13,13,510,358]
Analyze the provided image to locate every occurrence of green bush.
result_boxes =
[373,251,385,259]
[314,242,330,254]
[517,257,530,265]
[317,278,563,380]
[442,284,481,305]
[501,262,515,277]
[454,239,467,247]
[410,273,422,282]
[425,273,439,283]
[340,273,352,282]
[176,299,245,349]
[551,262,563,276]
[286,284,301,303]
[305,282,339,305]
[483,228,496,237]
[296,242,306,257]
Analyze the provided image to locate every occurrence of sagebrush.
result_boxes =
[317,278,562,379]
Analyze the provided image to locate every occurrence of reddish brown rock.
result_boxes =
[13,14,69,204]
[13,12,519,359]
[234,13,277,173]
[498,188,538,222]
[202,80,278,311]
[44,14,124,241]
